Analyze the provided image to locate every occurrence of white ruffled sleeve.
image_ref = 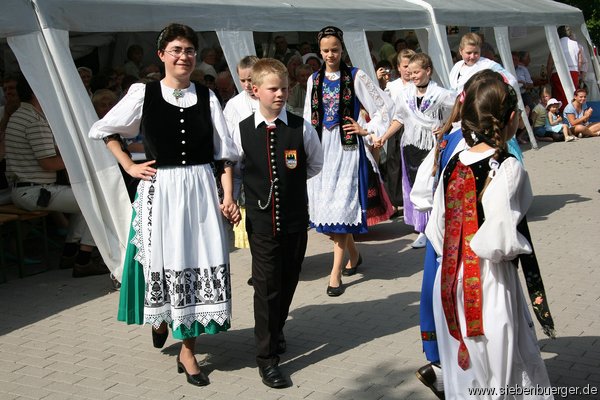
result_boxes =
[209,90,239,163]
[470,157,533,262]
[88,83,146,139]
[354,69,392,137]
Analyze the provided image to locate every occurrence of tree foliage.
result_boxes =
[555,0,600,45]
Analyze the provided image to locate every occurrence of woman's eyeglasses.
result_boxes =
[164,47,197,58]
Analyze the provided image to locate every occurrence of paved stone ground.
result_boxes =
[1,138,599,400]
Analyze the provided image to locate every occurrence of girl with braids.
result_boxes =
[425,74,554,399]
[90,23,239,387]
[304,26,393,296]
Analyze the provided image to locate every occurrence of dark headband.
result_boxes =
[156,28,167,50]
[317,26,344,44]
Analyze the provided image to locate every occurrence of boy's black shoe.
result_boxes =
[259,365,289,388]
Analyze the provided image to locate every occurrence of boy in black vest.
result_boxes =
[232,58,323,388]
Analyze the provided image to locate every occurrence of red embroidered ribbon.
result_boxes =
[441,161,484,370]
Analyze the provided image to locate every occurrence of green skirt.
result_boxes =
[116,203,229,340]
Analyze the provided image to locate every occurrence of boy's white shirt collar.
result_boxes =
[253,107,288,128]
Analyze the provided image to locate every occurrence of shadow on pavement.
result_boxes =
[539,335,600,390]
[529,194,591,221]
[187,291,421,378]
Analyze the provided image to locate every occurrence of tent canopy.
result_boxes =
[1,0,584,35]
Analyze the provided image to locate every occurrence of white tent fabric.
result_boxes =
[494,27,536,147]
[8,28,131,279]
[215,30,256,93]
[0,0,589,280]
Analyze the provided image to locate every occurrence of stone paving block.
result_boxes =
[74,376,117,392]
[5,382,52,399]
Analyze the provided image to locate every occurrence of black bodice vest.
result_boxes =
[240,112,308,235]
[141,81,213,167]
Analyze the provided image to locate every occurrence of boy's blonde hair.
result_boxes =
[251,58,288,87]
[459,32,482,51]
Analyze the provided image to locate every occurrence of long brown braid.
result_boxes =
[431,69,510,178]
[460,72,518,199]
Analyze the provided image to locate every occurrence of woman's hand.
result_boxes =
[125,160,157,180]
[342,117,369,136]
[220,198,241,226]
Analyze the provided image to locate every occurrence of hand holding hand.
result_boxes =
[220,199,241,226]
[372,136,384,148]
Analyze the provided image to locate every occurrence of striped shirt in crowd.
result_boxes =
[5,102,57,184]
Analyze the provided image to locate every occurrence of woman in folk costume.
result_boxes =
[393,52,455,248]
[449,32,524,163]
[425,74,555,399]
[89,23,239,387]
[304,26,393,297]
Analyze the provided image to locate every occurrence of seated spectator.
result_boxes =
[90,73,110,94]
[302,53,322,72]
[77,66,93,97]
[287,64,312,117]
[92,89,118,119]
[141,64,161,81]
[298,41,313,56]
[545,98,575,142]
[4,75,109,277]
[515,51,535,109]
[563,87,600,138]
[286,54,303,90]
[526,84,552,143]
[190,69,205,85]
[272,35,301,65]
[106,67,125,99]
[215,71,237,107]
[197,47,218,79]
[123,44,143,79]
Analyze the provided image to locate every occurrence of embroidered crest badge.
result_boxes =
[285,150,297,169]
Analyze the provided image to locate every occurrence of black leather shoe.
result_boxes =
[177,356,210,386]
[276,332,286,354]
[342,253,363,276]
[152,326,168,349]
[258,365,289,388]
[416,363,445,400]
[326,282,345,297]
[247,277,253,286]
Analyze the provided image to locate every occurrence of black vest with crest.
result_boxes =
[240,112,308,235]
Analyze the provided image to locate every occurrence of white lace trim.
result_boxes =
[357,70,390,127]
[145,310,231,331]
